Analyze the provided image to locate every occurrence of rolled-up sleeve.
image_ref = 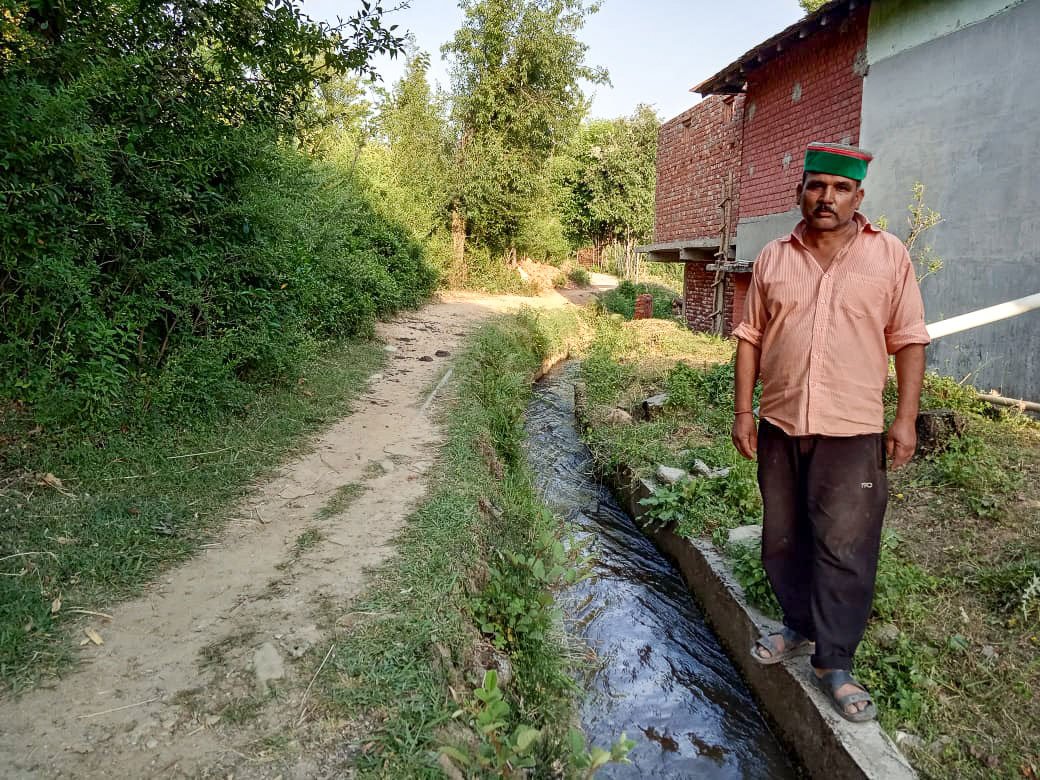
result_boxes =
[732,260,767,347]
[885,248,931,354]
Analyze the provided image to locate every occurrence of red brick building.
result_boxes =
[639,0,869,336]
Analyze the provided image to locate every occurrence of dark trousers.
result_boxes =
[757,419,887,671]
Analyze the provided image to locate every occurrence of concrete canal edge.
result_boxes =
[572,384,916,779]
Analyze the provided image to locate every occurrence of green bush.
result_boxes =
[600,281,677,319]
[568,267,591,287]
[0,3,430,429]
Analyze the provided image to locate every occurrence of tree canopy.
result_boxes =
[443,0,608,253]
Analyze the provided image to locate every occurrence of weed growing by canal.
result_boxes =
[576,309,1040,779]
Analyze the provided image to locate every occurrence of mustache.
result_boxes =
[813,205,837,215]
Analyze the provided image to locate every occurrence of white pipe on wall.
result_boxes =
[926,292,1040,340]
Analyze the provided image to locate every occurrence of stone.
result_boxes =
[656,465,689,485]
[383,345,397,353]
[895,731,926,753]
[287,624,321,659]
[145,738,159,750]
[252,642,285,694]
[980,644,998,661]
[605,408,633,425]
[640,393,669,420]
[928,736,954,757]
[727,525,762,550]
[691,459,731,479]
[915,409,967,457]
[419,355,434,362]
[368,373,383,382]
[435,350,451,357]
[874,622,901,649]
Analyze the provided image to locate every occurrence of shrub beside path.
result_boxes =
[0,276,615,780]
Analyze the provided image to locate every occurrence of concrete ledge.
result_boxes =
[606,464,917,780]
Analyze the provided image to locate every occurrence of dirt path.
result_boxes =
[0,276,616,779]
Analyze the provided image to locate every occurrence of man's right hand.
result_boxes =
[732,414,758,460]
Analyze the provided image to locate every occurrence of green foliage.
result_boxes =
[363,55,454,262]
[873,181,943,284]
[600,281,678,320]
[639,464,760,540]
[853,532,939,728]
[567,267,591,287]
[443,0,607,256]
[319,310,597,775]
[921,434,1018,518]
[471,525,587,651]
[918,372,989,416]
[567,727,637,778]
[798,0,827,12]
[728,541,782,619]
[1,0,427,428]
[559,106,659,249]
[871,532,940,622]
[442,669,542,776]
[443,671,635,778]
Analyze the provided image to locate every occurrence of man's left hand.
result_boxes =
[886,417,917,469]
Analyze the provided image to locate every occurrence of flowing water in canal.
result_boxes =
[524,364,797,779]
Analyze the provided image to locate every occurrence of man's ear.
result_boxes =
[854,187,865,209]
[795,183,803,203]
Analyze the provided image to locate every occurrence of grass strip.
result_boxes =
[314,308,638,776]
[577,309,1040,780]
[0,340,384,690]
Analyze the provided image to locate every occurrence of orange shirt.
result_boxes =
[733,213,930,437]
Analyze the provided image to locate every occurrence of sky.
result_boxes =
[301,0,807,122]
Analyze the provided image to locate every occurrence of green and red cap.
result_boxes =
[804,141,873,182]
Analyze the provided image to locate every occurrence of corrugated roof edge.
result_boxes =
[691,0,862,96]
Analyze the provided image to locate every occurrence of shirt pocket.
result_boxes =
[841,272,890,320]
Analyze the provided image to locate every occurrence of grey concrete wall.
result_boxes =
[860,0,1040,400]
[867,0,1025,65]
[735,209,800,262]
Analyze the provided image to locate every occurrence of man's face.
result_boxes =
[796,172,864,232]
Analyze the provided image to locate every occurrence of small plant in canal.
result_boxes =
[441,669,541,776]
[440,669,636,778]
[728,540,781,620]
[470,521,589,651]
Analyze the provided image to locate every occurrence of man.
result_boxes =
[731,142,930,722]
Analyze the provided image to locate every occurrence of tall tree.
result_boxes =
[561,105,659,271]
[367,54,453,248]
[442,0,607,278]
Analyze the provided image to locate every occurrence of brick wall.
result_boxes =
[739,6,869,219]
[730,273,750,333]
[684,262,715,332]
[684,263,749,336]
[655,95,744,243]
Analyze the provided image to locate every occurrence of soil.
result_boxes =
[0,274,615,779]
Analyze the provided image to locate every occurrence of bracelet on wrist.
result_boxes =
[734,409,754,416]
